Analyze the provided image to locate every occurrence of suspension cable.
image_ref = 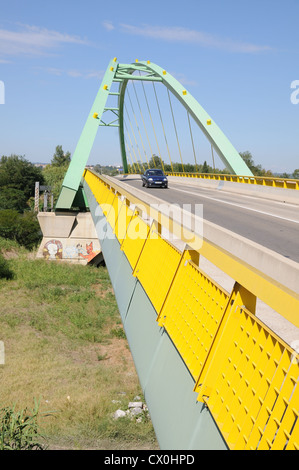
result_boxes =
[139,74,163,170]
[152,82,174,173]
[125,137,137,173]
[132,80,155,168]
[125,103,145,173]
[167,88,184,172]
[211,144,216,171]
[126,86,150,168]
[124,116,143,173]
[187,111,199,172]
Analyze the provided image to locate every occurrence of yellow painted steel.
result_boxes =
[199,238,299,329]
[133,226,182,314]
[157,254,229,380]
[114,199,134,244]
[195,283,299,450]
[83,169,299,450]
[105,191,121,230]
[121,213,150,270]
[166,171,299,191]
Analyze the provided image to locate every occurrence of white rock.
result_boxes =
[113,409,126,419]
[128,401,143,409]
[130,407,143,416]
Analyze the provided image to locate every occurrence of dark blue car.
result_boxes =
[141,169,168,188]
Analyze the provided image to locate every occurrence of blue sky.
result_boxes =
[0,0,298,173]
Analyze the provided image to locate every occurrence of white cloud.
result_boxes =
[170,71,198,87]
[0,24,90,58]
[119,24,271,53]
[42,67,104,80]
[102,21,115,31]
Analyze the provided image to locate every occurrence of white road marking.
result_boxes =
[171,187,299,225]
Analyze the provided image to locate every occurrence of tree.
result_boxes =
[0,155,44,202]
[0,188,27,212]
[43,164,68,203]
[202,161,210,173]
[0,155,44,250]
[51,145,71,167]
[149,154,164,169]
[239,151,273,176]
[16,211,42,250]
[0,210,41,250]
[293,169,299,179]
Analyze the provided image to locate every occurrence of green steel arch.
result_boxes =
[117,60,253,177]
[56,58,252,210]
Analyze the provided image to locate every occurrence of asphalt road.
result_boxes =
[119,175,299,263]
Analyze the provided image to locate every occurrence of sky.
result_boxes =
[0,0,298,173]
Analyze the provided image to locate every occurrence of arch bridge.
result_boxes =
[37,59,299,450]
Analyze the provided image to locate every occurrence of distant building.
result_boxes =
[34,163,49,169]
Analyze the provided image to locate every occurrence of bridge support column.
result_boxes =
[36,211,102,265]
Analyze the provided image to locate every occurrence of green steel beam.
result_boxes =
[55,58,252,210]
[55,58,119,210]
[117,63,163,175]
[135,61,253,176]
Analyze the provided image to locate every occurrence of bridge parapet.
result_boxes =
[83,169,299,450]
[166,173,299,205]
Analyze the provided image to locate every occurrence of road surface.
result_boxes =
[120,175,299,263]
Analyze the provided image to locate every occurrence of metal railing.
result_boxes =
[165,171,299,190]
[84,169,299,450]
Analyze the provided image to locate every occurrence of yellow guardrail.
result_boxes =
[165,172,299,190]
[84,169,299,450]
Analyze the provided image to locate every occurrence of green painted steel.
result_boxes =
[136,61,253,176]
[56,58,252,210]
[55,58,119,209]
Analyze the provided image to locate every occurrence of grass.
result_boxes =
[0,238,158,450]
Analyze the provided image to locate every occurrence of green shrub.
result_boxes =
[0,254,13,280]
[0,210,41,250]
[0,400,48,450]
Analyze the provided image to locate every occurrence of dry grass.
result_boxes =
[0,239,158,450]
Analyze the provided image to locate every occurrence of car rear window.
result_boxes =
[147,170,163,175]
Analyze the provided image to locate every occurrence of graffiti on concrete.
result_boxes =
[42,239,100,262]
[76,242,99,262]
[43,239,63,260]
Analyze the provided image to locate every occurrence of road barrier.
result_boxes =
[165,171,299,191]
[84,169,299,450]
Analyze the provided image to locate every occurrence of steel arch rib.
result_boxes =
[56,58,253,210]
[125,61,253,176]
[56,58,119,210]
